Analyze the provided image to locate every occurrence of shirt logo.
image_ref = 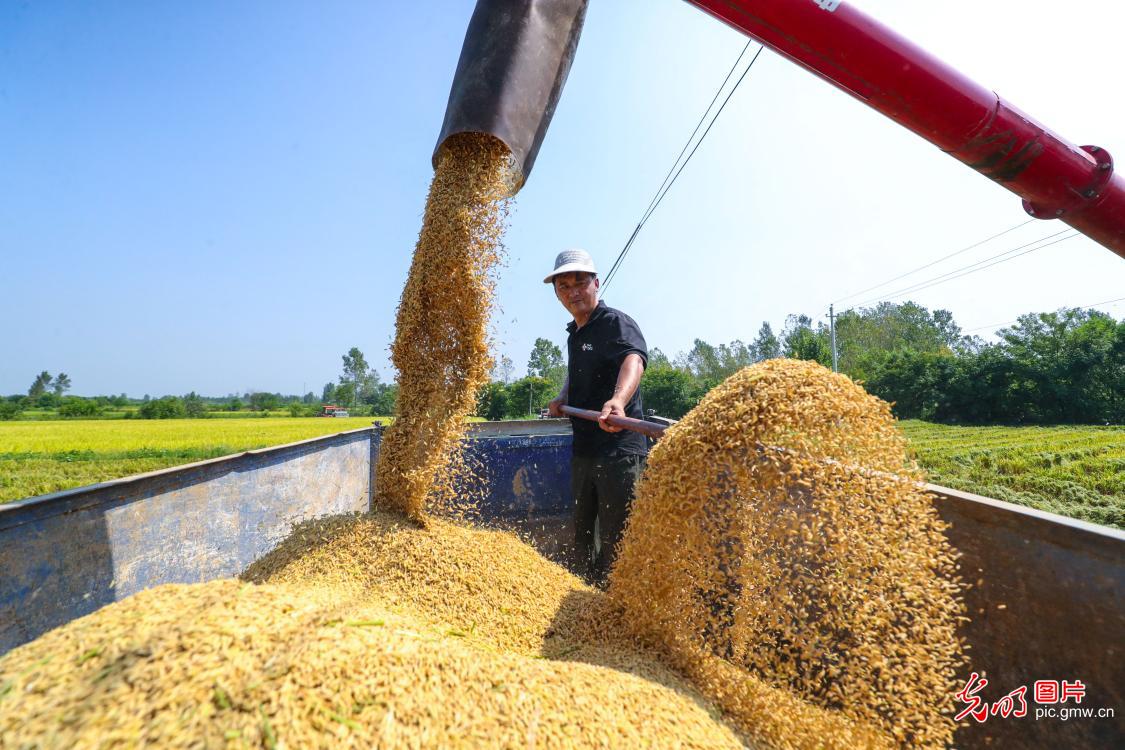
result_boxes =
[581,343,593,351]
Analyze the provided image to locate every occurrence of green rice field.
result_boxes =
[899,421,1124,529]
[1,419,1121,530]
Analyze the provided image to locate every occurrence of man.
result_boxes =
[545,248,648,585]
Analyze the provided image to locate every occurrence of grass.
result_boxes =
[899,421,1124,530]
[3,418,1121,530]
[0,418,381,503]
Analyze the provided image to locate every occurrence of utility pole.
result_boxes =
[829,304,839,373]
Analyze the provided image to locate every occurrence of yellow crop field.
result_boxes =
[0,418,380,503]
[3,419,1121,532]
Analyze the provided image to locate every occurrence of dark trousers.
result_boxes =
[571,453,646,585]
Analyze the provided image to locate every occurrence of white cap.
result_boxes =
[544,248,597,283]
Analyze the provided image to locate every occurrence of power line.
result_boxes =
[603,45,763,291]
[850,229,1078,308]
[636,41,753,231]
[601,44,765,293]
[832,219,1035,305]
[962,295,1125,334]
[870,231,1079,304]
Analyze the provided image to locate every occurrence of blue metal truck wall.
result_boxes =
[1,421,1122,747]
[0,428,374,653]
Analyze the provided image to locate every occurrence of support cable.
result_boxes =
[601,44,764,294]
[962,295,1125,334]
[850,229,1078,308]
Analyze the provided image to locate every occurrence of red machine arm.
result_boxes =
[682,0,1125,258]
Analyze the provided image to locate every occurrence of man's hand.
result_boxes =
[548,395,567,417]
[598,398,627,432]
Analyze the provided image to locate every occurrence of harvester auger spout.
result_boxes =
[440,0,1125,260]
[434,0,588,196]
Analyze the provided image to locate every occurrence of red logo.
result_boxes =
[956,675,1089,723]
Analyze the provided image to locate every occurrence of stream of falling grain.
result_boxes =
[372,133,511,523]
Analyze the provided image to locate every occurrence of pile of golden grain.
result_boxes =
[373,132,511,523]
[609,359,967,748]
[1,510,890,749]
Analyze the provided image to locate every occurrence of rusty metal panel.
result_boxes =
[929,485,1125,748]
[0,428,375,654]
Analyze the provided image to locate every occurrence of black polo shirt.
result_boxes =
[565,301,649,457]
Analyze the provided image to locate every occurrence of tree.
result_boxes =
[753,322,781,360]
[527,338,566,388]
[28,371,52,398]
[227,398,243,412]
[138,396,186,419]
[680,339,719,381]
[507,376,554,417]
[248,392,281,412]
[994,309,1124,424]
[932,309,963,349]
[332,382,355,409]
[58,397,103,418]
[52,373,72,397]
[341,347,370,408]
[357,369,382,404]
[641,366,700,419]
[476,381,510,420]
[832,301,958,379]
[322,382,336,403]
[0,400,24,420]
[493,355,515,384]
[648,347,672,369]
[366,383,399,416]
[782,315,831,365]
[864,350,958,420]
[678,339,753,387]
[183,392,208,418]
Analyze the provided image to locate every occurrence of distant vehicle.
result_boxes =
[537,408,550,419]
[319,405,350,418]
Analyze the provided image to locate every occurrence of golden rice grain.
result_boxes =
[0,513,757,749]
[372,133,511,523]
[608,359,967,748]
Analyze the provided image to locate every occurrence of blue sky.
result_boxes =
[3,0,1123,397]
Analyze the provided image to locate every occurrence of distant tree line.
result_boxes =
[469,303,1123,426]
[5,305,1121,425]
[2,346,400,420]
[475,338,567,420]
[634,303,1124,425]
[319,347,399,417]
